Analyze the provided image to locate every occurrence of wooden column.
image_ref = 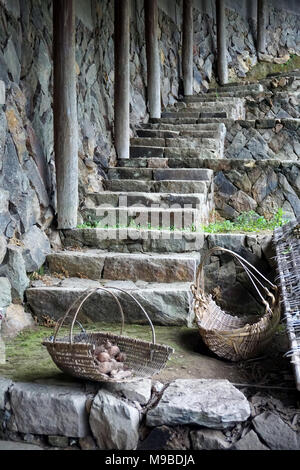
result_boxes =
[53,0,78,229]
[145,0,161,119]
[216,0,228,85]
[182,0,193,96]
[115,0,130,159]
[257,0,267,54]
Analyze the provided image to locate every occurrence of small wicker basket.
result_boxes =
[191,246,280,361]
[43,286,174,382]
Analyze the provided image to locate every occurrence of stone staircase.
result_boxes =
[25,72,300,328]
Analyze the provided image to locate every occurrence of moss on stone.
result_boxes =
[246,55,300,81]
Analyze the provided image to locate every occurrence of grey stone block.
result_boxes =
[146,379,250,429]
[10,382,90,437]
[89,390,140,450]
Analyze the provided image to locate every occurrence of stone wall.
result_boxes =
[1,375,298,450]
[192,2,300,91]
[0,377,254,450]
[225,119,300,161]
[194,159,300,222]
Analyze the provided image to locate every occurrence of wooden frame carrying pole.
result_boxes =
[145,0,161,119]
[53,0,78,229]
[182,0,194,96]
[257,0,267,54]
[114,0,130,159]
[216,0,228,86]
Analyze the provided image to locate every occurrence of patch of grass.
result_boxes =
[29,265,45,281]
[77,210,289,234]
[279,54,296,71]
[247,54,300,81]
[77,221,198,232]
[203,209,289,234]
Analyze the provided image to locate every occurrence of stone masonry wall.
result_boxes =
[192,2,300,92]
[193,159,300,222]
[225,119,300,162]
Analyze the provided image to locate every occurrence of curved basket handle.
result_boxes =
[53,289,91,342]
[53,287,125,345]
[107,286,156,345]
[195,246,278,314]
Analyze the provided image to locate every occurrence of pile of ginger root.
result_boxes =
[93,339,132,380]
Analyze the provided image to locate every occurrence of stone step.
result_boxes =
[136,128,220,139]
[165,105,236,114]
[131,137,166,147]
[168,100,245,117]
[136,129,180,138]
[82,206,203,229]
[130,146,219,159]
[85,191,206,209]
[26,278,194,326]
[184,89,264,100]
[103,179,209,194]
[47,250,200,283]
[161,111,201,119]
[61,228,205,253]
[116,156,216,169]
[130,146,164,158]
[267,69,300,78]
[140,122,225,132]
[208,83,264,93]
[157,112,227,121]
[185,96,245,105]
[149,116,228,125]
[130,137,220,148]
[107,167,213,182]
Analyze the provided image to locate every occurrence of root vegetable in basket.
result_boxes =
[97,351,111,362]
[93,341,131,378]
[116,352,126,362]
[107,345,120,358]
[98,361,113,375]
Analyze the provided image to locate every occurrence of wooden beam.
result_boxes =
[182,0,193,96]
[216,0,228,86]
[53,0,78,229]
[257,0,267,54]
[114,0,130,159]
[145,0,161,119]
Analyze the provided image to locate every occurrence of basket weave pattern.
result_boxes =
[191,246,281,361]
[43,287,174,382]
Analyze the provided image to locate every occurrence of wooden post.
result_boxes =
[216,0,228,86]
[257,0,267,54]
[114,0,130,159]
[53,0,78,229]
[145,0,161,119]
[182,0,193,96]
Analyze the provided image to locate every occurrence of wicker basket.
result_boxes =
[191,246,281,361]
[43,286,174,382]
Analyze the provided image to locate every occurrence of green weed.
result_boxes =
[203,209,289,234]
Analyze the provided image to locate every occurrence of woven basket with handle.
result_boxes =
[191,246,281,361]
[43,286,174,382]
